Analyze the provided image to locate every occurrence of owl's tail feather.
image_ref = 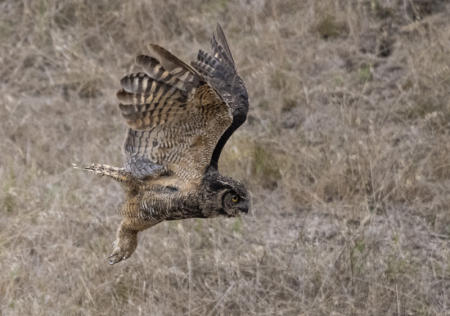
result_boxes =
[73,163,133,183]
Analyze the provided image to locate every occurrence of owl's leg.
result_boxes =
[108,214,162,264]
[108,190,173,264]
[108,220,138,265]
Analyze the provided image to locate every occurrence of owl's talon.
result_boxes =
[108,254,123,265]
[108,248,128,265]
[107,231,138,265]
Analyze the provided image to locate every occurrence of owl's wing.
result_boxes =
[119,25,248,182]
[191,24,249,170]
[118,43,233,183]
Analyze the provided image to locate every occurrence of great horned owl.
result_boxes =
[77,24,250,264]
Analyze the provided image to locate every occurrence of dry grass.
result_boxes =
[1,0,449,315]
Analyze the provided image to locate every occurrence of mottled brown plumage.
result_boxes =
[78,24,249,264]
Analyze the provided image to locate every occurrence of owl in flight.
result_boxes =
[79,24,250,264]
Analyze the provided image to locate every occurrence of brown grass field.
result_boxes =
[1,0,449,315]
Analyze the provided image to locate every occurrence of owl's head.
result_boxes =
[201,169,250,217]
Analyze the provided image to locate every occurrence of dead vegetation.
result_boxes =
[0,0,449,315]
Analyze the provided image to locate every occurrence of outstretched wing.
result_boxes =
[191,24,249,170]
[118,44,232,183]
[118,24,248,184]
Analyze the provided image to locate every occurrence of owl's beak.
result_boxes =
[239,206,248,213]
[238,201,250,213]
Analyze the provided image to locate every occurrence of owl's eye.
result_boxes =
[231,195,239,203]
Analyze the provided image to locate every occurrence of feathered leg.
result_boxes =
[108,199,163,265]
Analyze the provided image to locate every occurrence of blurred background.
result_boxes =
[0,0,449,315]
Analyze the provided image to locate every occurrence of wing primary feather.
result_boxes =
[149,44,199,75]
[213,23,236,68]
[136,55,187,91]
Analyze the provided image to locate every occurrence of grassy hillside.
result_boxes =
[1,0,449,315]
